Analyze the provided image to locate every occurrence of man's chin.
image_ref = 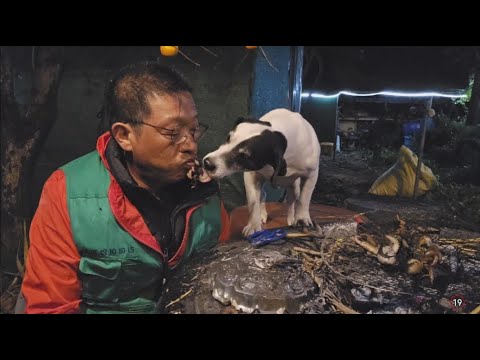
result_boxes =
[162,171,189,184]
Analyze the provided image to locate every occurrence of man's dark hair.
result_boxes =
[98,61,192,131]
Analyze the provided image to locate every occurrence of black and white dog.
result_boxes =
[203,109,321,237]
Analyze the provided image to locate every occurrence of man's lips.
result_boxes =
[184,159,197,166]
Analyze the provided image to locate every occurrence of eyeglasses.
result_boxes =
[139,122,209,145]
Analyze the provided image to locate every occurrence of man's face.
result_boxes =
[129,92,199,185]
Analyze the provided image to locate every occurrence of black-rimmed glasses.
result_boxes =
[140,122,209,145]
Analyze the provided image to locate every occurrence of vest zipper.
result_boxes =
[170,194,215,243]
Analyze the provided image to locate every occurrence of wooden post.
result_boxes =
[413,97,433,199]
[333,95,339,161]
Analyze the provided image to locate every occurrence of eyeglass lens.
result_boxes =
[172,125,206,144]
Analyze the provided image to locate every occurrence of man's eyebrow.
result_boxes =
[159,114,198,127]
[179,115,199,127]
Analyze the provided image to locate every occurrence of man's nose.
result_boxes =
[180,134,197,153]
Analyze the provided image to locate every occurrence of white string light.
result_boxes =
[301,91,467,99]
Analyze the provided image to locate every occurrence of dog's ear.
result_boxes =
[265,131,288,181]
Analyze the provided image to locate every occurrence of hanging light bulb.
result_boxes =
[245,46,257,49]
[160,46,179,56]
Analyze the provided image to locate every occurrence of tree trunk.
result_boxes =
[467,67,480,125]
[1,46,64,277]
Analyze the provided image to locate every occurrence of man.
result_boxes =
[20,61,230,314]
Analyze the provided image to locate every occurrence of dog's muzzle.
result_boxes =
[203,157,217,172]
[203,152,232,179]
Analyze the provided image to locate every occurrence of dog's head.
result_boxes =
[202,117,288,179]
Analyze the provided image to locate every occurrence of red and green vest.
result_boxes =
[61,151,222,314]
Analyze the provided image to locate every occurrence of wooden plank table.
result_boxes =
[229,202,364,239]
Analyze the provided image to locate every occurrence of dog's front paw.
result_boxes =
[242,222,263,238]
[293,215,314,228]
[287,209,295,226]
[261,205,268,224]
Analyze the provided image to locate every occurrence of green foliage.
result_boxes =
[453,75,474,108]
[427,112,466,148]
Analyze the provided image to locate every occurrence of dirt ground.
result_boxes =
[311,149,479,313]
[314,149,480,232]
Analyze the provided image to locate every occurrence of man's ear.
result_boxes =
[263,130,288,181]
[111,122,135,152]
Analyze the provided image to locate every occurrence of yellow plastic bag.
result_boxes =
[368,146,437,197]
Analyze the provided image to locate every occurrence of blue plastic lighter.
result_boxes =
[246,228,288,247]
